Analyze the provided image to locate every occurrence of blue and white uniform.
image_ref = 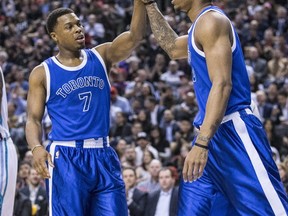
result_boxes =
[43,49,127,216]
[0,67,18,216]
[178,6,288,216]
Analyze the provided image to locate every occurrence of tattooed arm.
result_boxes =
[144,2,188,59]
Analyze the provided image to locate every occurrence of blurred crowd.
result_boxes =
[0,0,287,215]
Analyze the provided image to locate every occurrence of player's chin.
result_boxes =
[76,43,85,49]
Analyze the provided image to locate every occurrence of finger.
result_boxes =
[33,162,43,176]
[198,165,204,178]
[39,160,50,179]
[47,154,55,168]
[192,162,200,181]
[187,161,194,183]
[182,160,188,182]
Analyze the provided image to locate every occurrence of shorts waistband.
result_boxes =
[221,108,252,124]
[52,137,110,148]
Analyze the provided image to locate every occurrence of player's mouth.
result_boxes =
[75,34,85,43]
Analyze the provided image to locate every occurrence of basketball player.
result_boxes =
[141,0,288,215]
[25,1,147,215]
[0,67,18,216]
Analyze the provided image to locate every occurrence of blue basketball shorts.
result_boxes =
[178,109,288,216]
[46,137,128,216]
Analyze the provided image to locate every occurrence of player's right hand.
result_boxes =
[32,147,54,179]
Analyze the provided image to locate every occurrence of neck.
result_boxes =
[162,187,172,193]
[187,2,213,22]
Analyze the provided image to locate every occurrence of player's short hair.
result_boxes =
[46,8,74,34]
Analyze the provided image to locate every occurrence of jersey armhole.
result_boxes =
[191,9,237,57]
[42,62,50,103]
[90,49,111,88]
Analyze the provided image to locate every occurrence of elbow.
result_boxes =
[214,80,232,97]
[167,50,178,60]
[223,81,232,96]
[130,32,144,45]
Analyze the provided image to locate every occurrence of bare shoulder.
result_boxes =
[195,11,231,41]
[94,43,112,64]
[29,64,46,86]
[93,42,113,69]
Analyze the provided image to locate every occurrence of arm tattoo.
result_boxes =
[146,5,178,55]
[198,135,210,143]
[210,118,222,134]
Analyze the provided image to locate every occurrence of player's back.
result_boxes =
[43,49,111,141]
[187,6,251,127]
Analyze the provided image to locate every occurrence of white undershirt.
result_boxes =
[154,189,172,216]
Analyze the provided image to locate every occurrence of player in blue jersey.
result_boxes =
[0,67,18,216]
[25,1,147,215]
[141,0,288,215]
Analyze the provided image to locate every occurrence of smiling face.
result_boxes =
[50,13,85,51]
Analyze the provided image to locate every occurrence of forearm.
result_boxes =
[129,0,147,43]
[25,119,43,149]
[145,3,178,57]
[197,83,231,145]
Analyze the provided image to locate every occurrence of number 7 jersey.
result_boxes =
[42,49,110,141]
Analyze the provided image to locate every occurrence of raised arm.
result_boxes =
[25,65,53,178]
[96,0,147,66]
[143,1,188,59]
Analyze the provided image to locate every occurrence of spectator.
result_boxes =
[137,159,162,193]
[160,60,185,90]
[122,167,147,216]
[159,109,179,143]
[144,96,165,126]
[144,167,178,216]
[13,190,32,216]
[135,132,159,166]
[149,125,171,163]
[17,161,32,190]
[110,86,132,116]
[136,149,155,183]
[110,111,132,143]
[122,145,137,169]
[20,168,48,216]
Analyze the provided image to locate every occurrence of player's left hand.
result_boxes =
[182,145,208,182]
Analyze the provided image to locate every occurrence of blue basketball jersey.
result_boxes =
[43,49,111,141]
[188,6,251,128]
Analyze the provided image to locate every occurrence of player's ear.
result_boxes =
[50,32,58,43]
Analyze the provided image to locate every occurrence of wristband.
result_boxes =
[194,143,209,150]
[144,0,155,5]
[31,144,43,154]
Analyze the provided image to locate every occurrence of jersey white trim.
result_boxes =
[48,144,56,216]
[190,9,236,58]
[233,117,287,216]
[91,49,111,88]
[0,67,10,136]
[42,62,51,103]
[51,50,87,71]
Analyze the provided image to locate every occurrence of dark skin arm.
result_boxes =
[96,0,147,69]
[183,13,232,182]
[25,65,54,179]
[142,1,232,181]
